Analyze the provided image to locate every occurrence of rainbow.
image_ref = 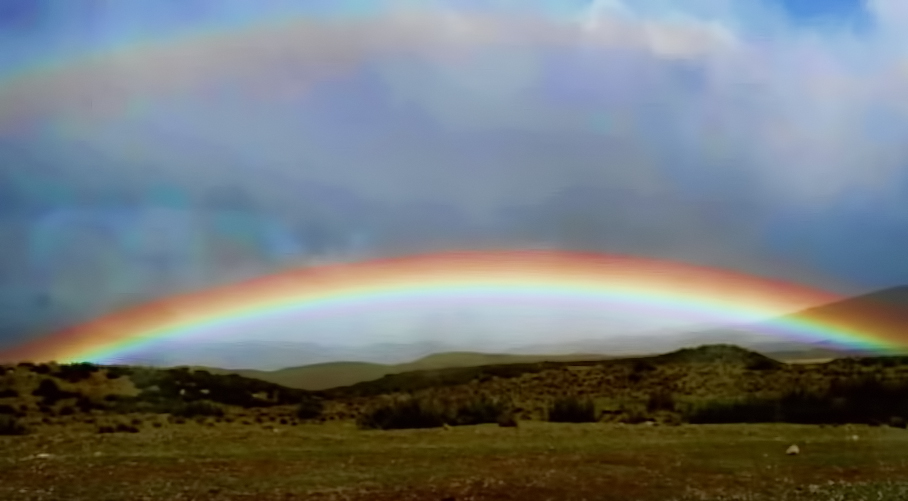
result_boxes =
[1,250,906,364]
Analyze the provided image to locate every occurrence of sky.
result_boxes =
[2,0,908,360]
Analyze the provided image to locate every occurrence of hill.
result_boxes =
[785,285,908,340]
[322,343,908,426]
[0,361,320,430]
[3,344,908,435]
[196,352,615,390]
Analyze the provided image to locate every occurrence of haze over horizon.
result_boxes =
[3,0,908,367]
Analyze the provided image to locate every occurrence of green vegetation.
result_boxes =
[203,352,614,391]
[357,395,512,430]
[646,390,676,413]
[454,396,509,426]
[295,397,325,420]
[0,415,28,435]
[547,396,596,423]
[686,376,908,425]
[357,398,447,430]
[170,401,225,419]
[53,362,99,383]
[3,422,908,500]
[31,378,79,405]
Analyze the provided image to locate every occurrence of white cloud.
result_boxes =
[3,0,908,207]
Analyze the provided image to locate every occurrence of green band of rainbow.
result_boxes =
[0,251,903,364]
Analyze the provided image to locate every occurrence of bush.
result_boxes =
[297,398,324,420]
[454,396,508,426]
[32,379,78,405]
[76,396,98,413]
[55,363,99,383]
[746,358,780,371]
[548,396,596,423]
[646,390,676,413]
[171,401,224,418]
[357,398,447,430]
[497,413,518,427]
[0,404,16,415]
[620,410,652,425]
[0,415,28,435]
[32,364,52,375]
[685,377,908,425]
[357,395,512,430]
[686,398,780,424]
[0,388,18,398]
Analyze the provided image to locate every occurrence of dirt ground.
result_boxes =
[2,421,908,501]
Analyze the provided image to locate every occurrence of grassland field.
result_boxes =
[3,420,908,501]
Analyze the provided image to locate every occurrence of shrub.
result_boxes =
[97,422,138,433]
[357,398,447,430]
[890,416,907,429]
[746,358,780,371]
[55,363,99,383]
[171,401,224,418]
[497,413,518,428]
[76,397,98,413]
[685,398,780,424]
[453,397,508,426]
[548,396,596,423]
[32,379,78,405]
[32,364,52,375]
[296,398,324,420]
[646,390,676,413]
[685,377,908,425]
[0,415,28,435]
[620,410,652,425]
[0,404,16,415]
[0,388,18,398]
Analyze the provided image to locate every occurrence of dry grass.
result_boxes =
[2,421,908,500]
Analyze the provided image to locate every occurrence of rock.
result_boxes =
[850,435,860,441]
[786,444,800,455]
[35,453,52,459]
[442,423,452,431]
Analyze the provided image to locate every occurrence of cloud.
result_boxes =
[2,1,907,205]
[5,0,908,344]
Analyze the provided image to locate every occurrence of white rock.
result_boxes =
[786,444,800,455]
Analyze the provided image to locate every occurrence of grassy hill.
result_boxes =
[323,344,908,427]
[195,352,615,390]
[3,344,908,437]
